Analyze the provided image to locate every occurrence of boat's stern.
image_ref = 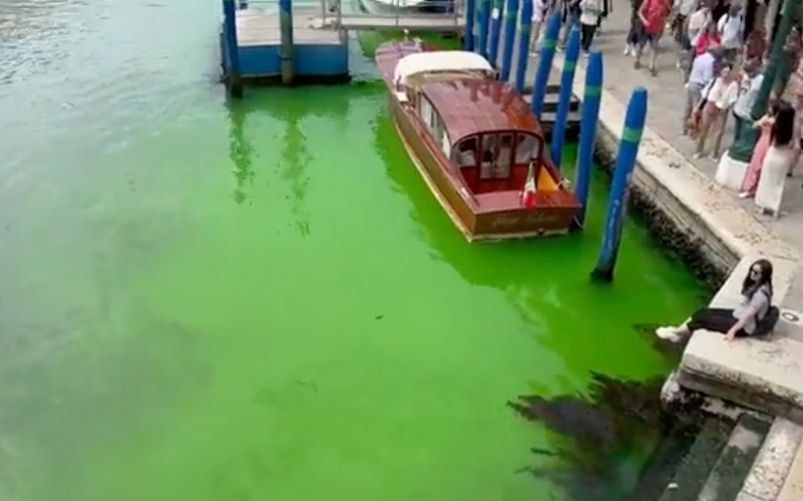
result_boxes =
[470,190,580,240]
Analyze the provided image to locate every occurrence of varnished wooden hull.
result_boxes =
[375,40,579,242]
[388,96,577,241]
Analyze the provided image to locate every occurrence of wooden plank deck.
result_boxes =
[236,8,342,46]
[308,14,465,31]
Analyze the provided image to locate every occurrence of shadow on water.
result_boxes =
[508,372,703,501]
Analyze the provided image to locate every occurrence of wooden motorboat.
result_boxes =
[375,40,581,242]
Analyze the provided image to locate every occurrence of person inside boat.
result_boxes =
[655,259,779,343]
[457,137,477,167]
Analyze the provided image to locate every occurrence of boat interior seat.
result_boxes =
[459,163,559,194]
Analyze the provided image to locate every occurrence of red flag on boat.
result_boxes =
[521,162,537,209]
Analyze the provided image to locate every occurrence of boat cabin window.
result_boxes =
[419,95,436,130]
[454,137,478,167]
[496,133,513,178]
[515,133,542,164]
[480,134,497,179]
[478,133,515,179]
[416,93,451,158]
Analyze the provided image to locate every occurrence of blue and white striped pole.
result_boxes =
[465,0,476,50]
[591,88,648,282]
[499,0,519,81]
[477,0,492,59]
[549,26,581,168]
[530,12,561,117]
[573,50,603,230]
[222,0,243,98]
[513,0,532,92]
[488,0,505,66]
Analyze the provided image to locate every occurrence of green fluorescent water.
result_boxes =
[0,2,703,501]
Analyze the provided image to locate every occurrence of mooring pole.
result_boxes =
[477,0,492,59]
[222,0,243,98]
[513,0,532,92]
[591,88,648,283]
[530,12,560,118]
[464,0,476,50]
[488,0,504,66]
[499,0,518,80]
[279,0,295,85]
[549,26,580,168]
[573,50,603,230]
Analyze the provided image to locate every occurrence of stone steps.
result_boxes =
[659,417,734,501]
[738,417,803,501]
[697,414,771,501]
[648,413,772,501]
[521,87,581,139]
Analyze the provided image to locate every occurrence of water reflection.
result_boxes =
[226,99,255,205]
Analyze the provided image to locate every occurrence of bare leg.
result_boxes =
[711,110,727,158]
[696,110,714,156]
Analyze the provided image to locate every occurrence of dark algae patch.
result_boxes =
[509,373,706,500]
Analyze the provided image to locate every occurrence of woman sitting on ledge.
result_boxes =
[656,259,778,343]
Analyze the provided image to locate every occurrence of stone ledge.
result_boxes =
[779,436,803,500]
[740,418,803,501]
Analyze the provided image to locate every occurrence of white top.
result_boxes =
[706,78,739,109]
[717,12,744,49]
[674,0,698,17]
[579,0,602,25]
[393,51,494,87]
[734,73,764,119]
[532,0,546,23]
[688,52,715,86]
[687,8,711,45]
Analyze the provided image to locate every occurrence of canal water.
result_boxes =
[0,1,704,500]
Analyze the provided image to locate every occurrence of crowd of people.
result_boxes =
[526,0,803,218]
[625,0,802,219]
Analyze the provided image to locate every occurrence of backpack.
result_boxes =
[752,306,779,336]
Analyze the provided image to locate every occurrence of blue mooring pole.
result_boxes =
[530,12,561,118]
[279,0,294,84]
[222,0,243,98]
[499,0,518,81]
[488,0,504,67]
[477,0,492,59]
[549,26,581,168]
[465,0,476,50]
[573,50,603,230]
[591,87,648,282]
[513,0,532,92]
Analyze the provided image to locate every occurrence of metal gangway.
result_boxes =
[309,0,465,32]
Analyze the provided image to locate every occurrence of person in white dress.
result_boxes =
[754,101,796,219]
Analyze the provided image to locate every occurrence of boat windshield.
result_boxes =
[515,133,541,164]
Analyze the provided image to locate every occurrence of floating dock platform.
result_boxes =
[220,1,350,91]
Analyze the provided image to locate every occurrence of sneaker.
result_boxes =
[623,45,631,56]
[738,191,754,199]
[656,327,683,343]
[693,152,703,159]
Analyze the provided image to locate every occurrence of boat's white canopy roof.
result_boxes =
[393,51,494,87]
